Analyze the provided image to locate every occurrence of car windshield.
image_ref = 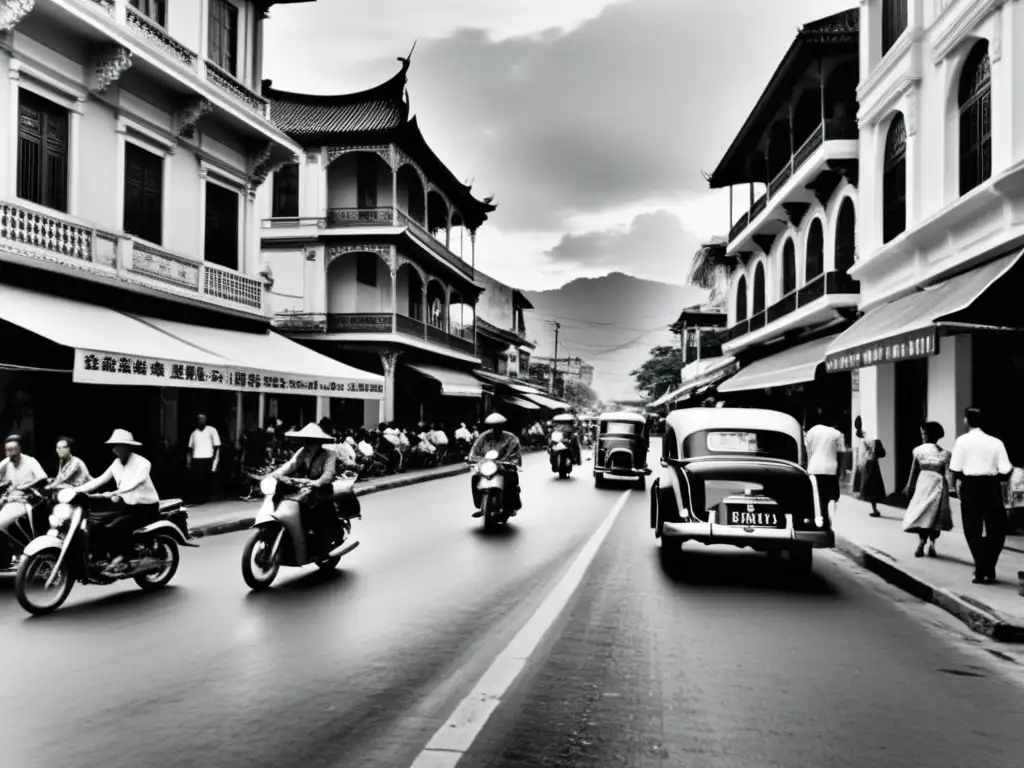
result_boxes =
[602,421,640,436]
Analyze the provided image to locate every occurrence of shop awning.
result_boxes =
[719,334,838,393]
[649,356,738,407]
[405,363,484,397]
[521,392,571,411]
[500,395,540,411]
[825,251,1022,372]
[0,284,383,399]
[474,369,545,395]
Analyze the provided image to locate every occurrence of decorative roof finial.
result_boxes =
[398,40,417,72]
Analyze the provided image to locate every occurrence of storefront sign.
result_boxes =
[825,327,938,373]
[72,349,384,399]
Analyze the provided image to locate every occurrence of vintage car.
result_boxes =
[593,411,652,489]
[650,408,833,572]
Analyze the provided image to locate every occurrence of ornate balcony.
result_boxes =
[124,6,198,71]
[272,309,477,356]
[0,201,265,316]
[326,208,394,227]
[204,60,270,117]
[722,270,859,348]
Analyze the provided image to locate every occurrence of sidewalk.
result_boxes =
[186,463,471,538]
[833,495,1024,642]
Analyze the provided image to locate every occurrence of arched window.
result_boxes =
[782,239,796,295]
[882,0,908,58]
[835,198,856,275]
[753,262,766,315]
[959,41,992,196]
[805,219,824,281]
[883,113,907,244]
[735,275,748,322]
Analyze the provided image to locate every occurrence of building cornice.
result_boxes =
[931,0,1006,65]
[857,24,923,104]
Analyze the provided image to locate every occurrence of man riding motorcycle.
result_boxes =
[74,429,161,576]
[550,416,583,468]
[469,413,523,518]
[0,434,49,566]
[271,423,343,537]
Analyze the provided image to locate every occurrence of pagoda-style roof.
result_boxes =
[669,303,728,333]
[263,57,497,230]
[477,317,535,349]
[707,8,858,189]
[513,289,534,311]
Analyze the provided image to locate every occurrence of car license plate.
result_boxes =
[726,507,781,528]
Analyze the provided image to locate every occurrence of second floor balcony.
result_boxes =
[0,200,267,316]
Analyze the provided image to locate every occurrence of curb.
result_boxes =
[834,534,1024,643]
[188,464,471,539]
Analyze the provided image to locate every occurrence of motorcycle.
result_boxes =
[241,471,361,590]
[0,479,51,573]
[14,488,196,616]
[471,451,519,531]
[548,430,574,479]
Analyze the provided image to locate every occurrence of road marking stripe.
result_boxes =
[409,489,632,767]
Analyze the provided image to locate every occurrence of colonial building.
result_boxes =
[700,9,861,434]
[530,356,595,388]
[257,57,497,428]
[0,0,380,481]
[825,0,1024,491]
[648,304,735,411]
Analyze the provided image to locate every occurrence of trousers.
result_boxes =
[959,476,1007,578]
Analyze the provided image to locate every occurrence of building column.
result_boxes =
[390,263,398,332]
[258,392,267,428]
[421,284,428,337]
[235,392,244,447]
[315,395,330,422]
[905,88,922,228]
[927,335,973,445]
[856,364,897,492]
[380,351,401,423]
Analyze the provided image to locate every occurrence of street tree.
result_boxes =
[630,345,683,401]
[563,379,598,410]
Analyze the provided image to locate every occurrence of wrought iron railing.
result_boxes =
[125,7,198,70]
[326,208,394,226]
[327,313,392,333]
[793,124,824,172]
[204,59,269,117]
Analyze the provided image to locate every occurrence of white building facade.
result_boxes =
[826,0,1024,491]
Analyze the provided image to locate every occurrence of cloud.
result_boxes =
[543,210,702,284]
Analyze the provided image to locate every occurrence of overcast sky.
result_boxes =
[264,0,856,291]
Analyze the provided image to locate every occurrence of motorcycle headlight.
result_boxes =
[551,431,564,443]
[56,488,77,504]
[260,477,278,496]
[52,503,73,522]
[479,460,498,478]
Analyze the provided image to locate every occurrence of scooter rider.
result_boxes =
[552,415,583,467]
[469,413,523,518]
[271,423,341,537]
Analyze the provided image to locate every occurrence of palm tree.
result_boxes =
[686,237,730,290]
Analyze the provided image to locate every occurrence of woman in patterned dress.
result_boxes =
[902,421,953,557]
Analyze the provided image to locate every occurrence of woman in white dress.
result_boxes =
[902,421,954,557]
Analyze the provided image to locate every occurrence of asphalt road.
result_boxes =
[2,447,1023,768]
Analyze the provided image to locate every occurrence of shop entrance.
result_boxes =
[894,358,928,492]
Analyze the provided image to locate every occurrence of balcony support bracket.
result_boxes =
[0,0,34,33]
[806,170,843,208]
[752,234,777,255]
[782,203,810,228]
[246,142,275,202]
[87,45,132,95]
[827,159,859,188]
[177,98,214,139]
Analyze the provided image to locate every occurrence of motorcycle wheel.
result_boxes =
[317,555,342,571]
[481,494,500,532]
[134,536,180,591]
[242,528,281,590]
[15,549,74,616]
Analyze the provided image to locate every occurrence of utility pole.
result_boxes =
[549,321,560,395]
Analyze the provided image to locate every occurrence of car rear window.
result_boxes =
[682,429,799,462]
[683,463,815,523]
[602,421,640,436]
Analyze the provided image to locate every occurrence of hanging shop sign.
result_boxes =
[72,349,384,399]
[825,327,938,373]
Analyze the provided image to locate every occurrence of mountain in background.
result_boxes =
[522,272,707,401]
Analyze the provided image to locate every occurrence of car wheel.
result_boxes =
[659,539,685,572]
[594,473,605,489]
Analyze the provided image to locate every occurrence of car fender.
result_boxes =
[23,536,65,557]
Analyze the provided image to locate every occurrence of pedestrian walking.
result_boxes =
[851,416,865,494]
[901,422,953,558]
[186,413,221,505]
[857,422,887,517]
[804,410,844,524]
[949,406,1012,584]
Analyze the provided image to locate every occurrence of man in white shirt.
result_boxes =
[186,413,221,505]
[804,412,845,523]
[950,407,1013,583]
[77,429,161,575]
[0,434,49,566]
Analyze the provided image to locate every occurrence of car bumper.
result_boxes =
[661,521,833,548]
[595,467,652,478]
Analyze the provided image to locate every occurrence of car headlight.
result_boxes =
[56,488,77,504]
[479,460,498,478]
[260,477,278,496]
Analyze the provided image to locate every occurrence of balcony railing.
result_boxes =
[125,6,198,70]
[327,313,392,333]
[724,270,860,345]
[204,60,269,117]
[728,117,859,244]
[0,200,264,314]
[326,208,394,227]
[396,210,474,278]
[280,312,477,355]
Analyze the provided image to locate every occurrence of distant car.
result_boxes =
[650,408,833,573]
[593,411,651,489]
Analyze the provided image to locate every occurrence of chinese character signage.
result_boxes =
[825,327,938,373]
[72,349,384,399]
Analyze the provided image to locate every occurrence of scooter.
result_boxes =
[548,431,573,479]
[14,488,196,616]
[241,472,361,590]
[471,451,518,532]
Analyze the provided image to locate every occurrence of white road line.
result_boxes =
[409,489,633,768]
